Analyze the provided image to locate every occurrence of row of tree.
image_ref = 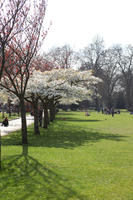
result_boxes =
[0,0,100,146]
[43,37,133,110]
[26,69,100,134]
[0,66,100,144]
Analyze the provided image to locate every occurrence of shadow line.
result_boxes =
[0,146,87,200]
[58,118,102,122]
[1,124,127,149]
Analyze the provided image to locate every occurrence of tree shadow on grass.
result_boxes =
[57,112,76,116]
[58,117,102,122]
[2,123,128,149]
[0,146,86,200]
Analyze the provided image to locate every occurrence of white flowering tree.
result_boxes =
[26,68,101,129]
[26,69,64,130]
[25,71,45,134]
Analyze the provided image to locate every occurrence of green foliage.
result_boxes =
[1,111,133,199]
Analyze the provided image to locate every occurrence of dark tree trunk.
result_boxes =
[95,97,100,111]
[8,107,11,117]
[43,106,49,129]
[50,105,56,122]
[20,98,28,145]
[22,144,28,156]
[33,100,40,135]
[0,45,5,80]
[107,96,113,109]
[16,104,20,116]
[125,86,133,111]
[2,104,5,118]
[8,99,11,117]
[8,111,11,117]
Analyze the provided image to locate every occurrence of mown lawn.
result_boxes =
[0,110,133,200]
[0,112,20,122]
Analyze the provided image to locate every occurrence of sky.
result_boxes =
[43,0,133,51]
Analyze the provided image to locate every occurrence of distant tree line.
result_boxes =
[43,37,133,111]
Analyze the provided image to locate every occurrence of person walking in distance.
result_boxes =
[111,107,114,117]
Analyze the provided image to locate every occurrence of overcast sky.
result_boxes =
[43,0,133,51]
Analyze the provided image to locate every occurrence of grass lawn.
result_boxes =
[0,112,20,122]
[0,110,133,200]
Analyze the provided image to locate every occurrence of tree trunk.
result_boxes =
[22,144,28,156]
[2,104,5,118]
[8,111,11,117]
[50,105,55,122]
[126,86,133,111]
[20,98,28,145]
[8,99,11,117]
[43,106,49,129]
[16,104,20,116]
[33,100,40,135]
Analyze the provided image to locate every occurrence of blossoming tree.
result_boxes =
[0,0,48,145]
[26,68,101,130]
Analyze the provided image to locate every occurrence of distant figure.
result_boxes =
[1,117,9,127]
[30,111,34,116]
[111,108,114,117]
[117,110,120,114]
[85,111,90,116]
[107,108,111,114]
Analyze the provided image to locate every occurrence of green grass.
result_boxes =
[0,112,20,121]
[0,112,30,122]
[1,110,133,200]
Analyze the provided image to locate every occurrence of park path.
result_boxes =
[0,115,34,136]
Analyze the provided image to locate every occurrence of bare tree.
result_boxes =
[44,45,75,69]
[117,45,133,111]
[78,37,105,109]
[100,47,120,108]
[79,36,105,76]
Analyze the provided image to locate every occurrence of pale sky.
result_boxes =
[43,0,133,51]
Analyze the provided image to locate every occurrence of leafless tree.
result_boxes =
[79,36,105,76]
[100,47,120,108]
[117,45,133,110]
[78,37,105,109]
[44,45,75,69]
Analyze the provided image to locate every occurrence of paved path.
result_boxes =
[0,115,34,136]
